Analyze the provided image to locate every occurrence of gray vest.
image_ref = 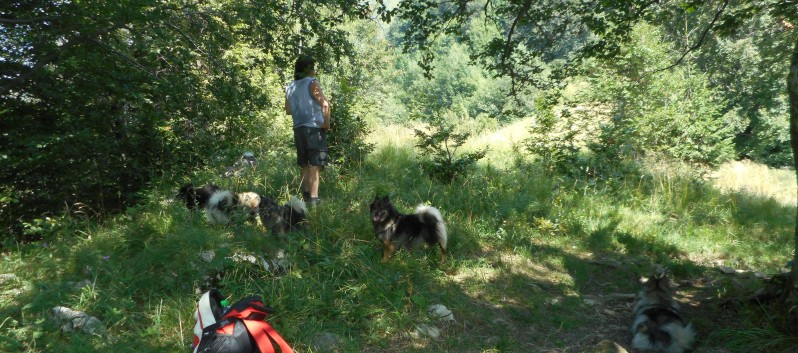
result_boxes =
[286,77,324,129]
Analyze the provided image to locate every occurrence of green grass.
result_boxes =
[1,122,796,352]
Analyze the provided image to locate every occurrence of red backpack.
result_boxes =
[192,289,293,353]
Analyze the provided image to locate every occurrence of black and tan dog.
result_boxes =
[631,273,695,353]
[369,195,448,262]
[258,196,307,235]
[177,183,220,210]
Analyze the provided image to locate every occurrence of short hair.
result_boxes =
[293,56,316,80]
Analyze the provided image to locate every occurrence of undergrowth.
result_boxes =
[0,126,796,352]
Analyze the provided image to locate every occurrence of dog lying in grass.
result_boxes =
[178,184,307,233]
[177,183,219,210]
[235,191,262,220]
[369,195,447,262]
[177,183,234,224]
[178,184,257,225]
[631,273,695,353]
[258,196,307,236]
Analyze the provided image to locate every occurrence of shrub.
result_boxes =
[326,92,375,174]
[582,23,736,167]
[525,96,582,174]
[414,123,487,183]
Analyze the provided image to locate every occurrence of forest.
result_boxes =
[2,0,798,352]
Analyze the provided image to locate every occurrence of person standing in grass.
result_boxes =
[285,55,331,206]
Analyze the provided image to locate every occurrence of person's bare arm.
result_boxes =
[310,80,331,129]
[284,98,292,115]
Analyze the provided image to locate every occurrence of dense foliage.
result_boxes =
[388,0,797,166]
[0,0,371,239]
[4,1,794,235]
[582,23,737,167]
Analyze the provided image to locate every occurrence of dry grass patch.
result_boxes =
[711,160,796,206]
[367,123,415,147]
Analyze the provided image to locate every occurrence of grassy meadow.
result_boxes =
[1,118,797,352]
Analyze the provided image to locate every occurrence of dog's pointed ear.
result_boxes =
[382,195,390,202]
[178,183,192,197]
[642,275,656,289]
[655,275,671,291]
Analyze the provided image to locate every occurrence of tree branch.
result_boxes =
[88,39,161,79]
[650,0,730,74]
[499,0,532,69]
[0,17,55,24]
[499,0,533,96]
[0,22,127,95]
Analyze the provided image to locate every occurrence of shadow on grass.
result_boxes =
[3,141,796,353]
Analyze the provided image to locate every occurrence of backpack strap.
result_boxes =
[227,296,273,316]
[221,296,293,353]
[241,319,294,353]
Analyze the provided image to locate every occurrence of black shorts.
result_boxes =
[293,126,328,167]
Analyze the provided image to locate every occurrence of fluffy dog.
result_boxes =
[369,195,447,262]
[631,273,695,353]
[235,192,262,219]
[177,183,220,210]
[177,183,237,225]
[204,190,236,224]
[258,196,307,235]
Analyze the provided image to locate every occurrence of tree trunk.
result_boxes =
[785,36,798,314]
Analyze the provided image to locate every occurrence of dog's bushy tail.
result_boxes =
[206,190,234,224]
[414,205,448,251]
[669,322,696,353]
[632,321,695,353]
[286,196,307,215]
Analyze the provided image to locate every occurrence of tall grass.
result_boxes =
[0,120,795,352]
[712,159,797,207]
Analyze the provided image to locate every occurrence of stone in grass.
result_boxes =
[408,323,441,340]
[586,339,629,353]
[0,273,18,284]
[311,332,342,353]
[718,266,741,275]
[51,306,107,336]
[263,249,290,274]
[427,304,455,322]
[228,250,290,274]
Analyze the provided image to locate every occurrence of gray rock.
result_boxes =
[409,323,440,340]
[311,332,342,352]
[719,266,739,274]
[51,306,107,336]
[229,252,258,264]
[427,304,455,322]
[587,339,629,353]
[0,273,18,284]
[199,251,215,262]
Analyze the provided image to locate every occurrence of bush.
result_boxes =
[414,123,487,183]
[326,91,375,173]
[525,96,582,174]
[581,23,736,167]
